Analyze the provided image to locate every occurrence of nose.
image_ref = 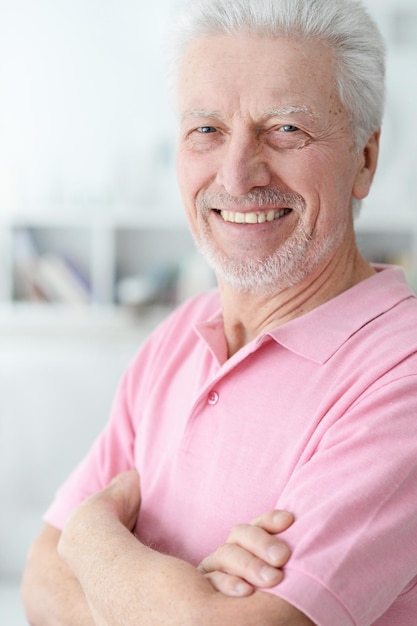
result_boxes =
[215,133,272,197]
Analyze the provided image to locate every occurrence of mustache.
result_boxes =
[196,188,306,213]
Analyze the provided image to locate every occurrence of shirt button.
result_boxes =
[207,390,219,405]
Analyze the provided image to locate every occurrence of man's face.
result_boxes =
[176,33,376,293]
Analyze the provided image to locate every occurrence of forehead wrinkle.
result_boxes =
[180,106,320,125]
[180,109,225,122]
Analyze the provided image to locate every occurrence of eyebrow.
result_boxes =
[260,106,318,121]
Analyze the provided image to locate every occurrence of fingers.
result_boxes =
[202,570,255,597]
[250,509,294,533]
[198,509,293,596]
[199,538,287,590]
[227,512,292,568]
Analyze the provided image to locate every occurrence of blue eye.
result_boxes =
[198,126,216,133]
[281,125,299,132]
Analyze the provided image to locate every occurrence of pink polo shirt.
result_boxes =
[45,265,417,625]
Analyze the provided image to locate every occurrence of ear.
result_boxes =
[352,130,381,200]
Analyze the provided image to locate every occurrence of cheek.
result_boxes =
[175,152,189,199]
[287,152,353,233]
[177,150,205,198]
[175,154,204,234]
[176,150,220,216]
[299,149,356,205]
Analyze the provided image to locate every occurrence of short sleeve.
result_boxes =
[268,373,417,625]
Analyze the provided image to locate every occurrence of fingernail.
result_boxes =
[267,544,289,564]
[273,510,293,524]
[260,565,279,582]
[235,581,252,596]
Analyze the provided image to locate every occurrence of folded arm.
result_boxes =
[22,471,314,626]
[58,471,313,626]
[21,523,95,626]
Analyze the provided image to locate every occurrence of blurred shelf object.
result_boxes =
[0,206,217,327]
[355,227,417,290]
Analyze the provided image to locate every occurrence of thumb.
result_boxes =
[106,469,141,530]
[108,469,140,493]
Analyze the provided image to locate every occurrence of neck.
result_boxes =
[218,246,375,358]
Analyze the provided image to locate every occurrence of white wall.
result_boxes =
[0,318,157,577]
[0,0,178,214]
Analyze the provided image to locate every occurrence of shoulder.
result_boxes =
[124,289,221,376]
[153,289,222,340]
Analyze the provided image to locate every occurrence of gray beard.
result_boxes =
[193,189,348,295]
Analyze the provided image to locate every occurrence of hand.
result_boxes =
[198,510,293,597]
[96,469,142,531]
[58,470,141,562]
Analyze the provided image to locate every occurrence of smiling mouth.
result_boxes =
[214,208,293,224]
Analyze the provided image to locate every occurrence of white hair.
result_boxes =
[166,0,386,153]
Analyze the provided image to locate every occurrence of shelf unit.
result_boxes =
[0,206,203,318]
[2,208,415,322]
[355,212,417,291]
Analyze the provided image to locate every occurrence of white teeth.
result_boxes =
[219,208,291,224]
[246,212,258,224]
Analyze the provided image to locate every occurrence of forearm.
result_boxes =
[21,524,95,626]
[59,507,312,626]
[61,511,215,625]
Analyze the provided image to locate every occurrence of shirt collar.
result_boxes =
[266,265,414,364]
[195,265,415,366]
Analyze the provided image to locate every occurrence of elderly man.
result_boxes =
[22,0,417,624]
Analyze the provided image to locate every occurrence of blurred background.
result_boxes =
[0,0,416,622]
